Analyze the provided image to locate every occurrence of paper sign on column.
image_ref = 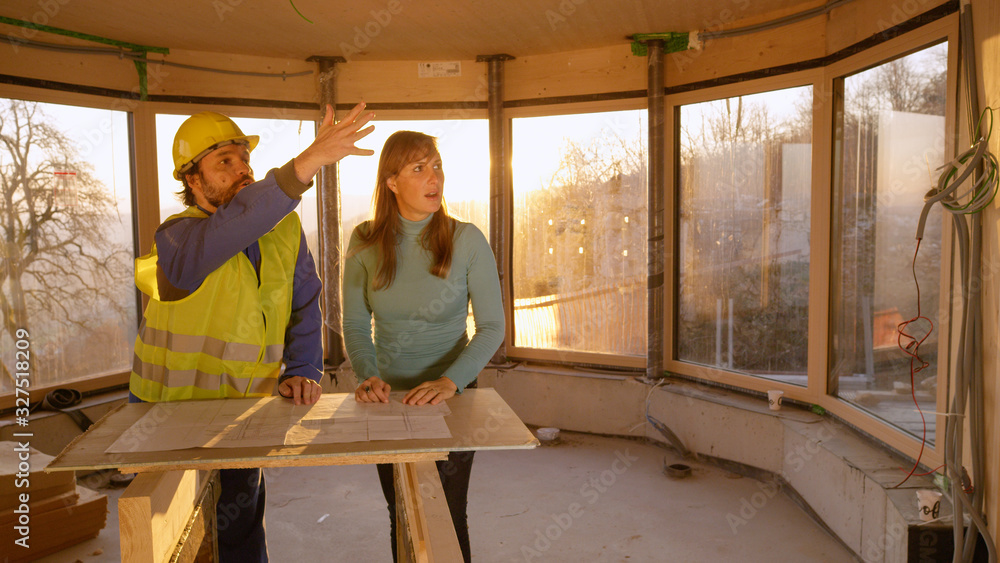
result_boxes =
[106,393,451,453]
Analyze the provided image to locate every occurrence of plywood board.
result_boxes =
[338,59,487,106]
[145,48,316,104]
[105,392,452,453]
[46,389,538,473]
[505,44,646,102]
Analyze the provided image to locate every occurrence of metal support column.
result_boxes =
[646,40,665,380]
[476,53,514,363]
[306,55,347,367]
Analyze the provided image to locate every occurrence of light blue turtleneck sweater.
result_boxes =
[342,215,504,391]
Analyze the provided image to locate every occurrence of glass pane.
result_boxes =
[512,110,648,357]
[678,86,813,384]
[155,112,318,264]
[831,43,947,442]
[1,99,136,394]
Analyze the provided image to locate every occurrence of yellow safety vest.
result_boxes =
[130,207,300,402]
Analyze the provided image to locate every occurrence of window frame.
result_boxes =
[664,70,824,389]
[821,19,959,465]
[505,99,649,369]
[668,75,820,388]
[663,15,959,466]
[0,84,143,410]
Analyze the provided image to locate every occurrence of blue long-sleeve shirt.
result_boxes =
[154,160,323,383]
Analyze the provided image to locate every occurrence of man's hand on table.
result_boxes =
[278,376,322,405]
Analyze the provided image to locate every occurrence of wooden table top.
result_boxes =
[46,389,538,473]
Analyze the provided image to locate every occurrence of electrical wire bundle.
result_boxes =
[933,105,998,563]
[898,2,1000,560]
[916,110,999,241]
[911,79,998,563]
[892,109,997,495]
[936,108,998,563]
[929,3,999,560]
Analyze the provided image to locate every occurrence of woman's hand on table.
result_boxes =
[402,377,457,406]
[356,376,391,403]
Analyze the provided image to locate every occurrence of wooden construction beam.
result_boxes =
[118,470,218,563]
[394,460,463,563]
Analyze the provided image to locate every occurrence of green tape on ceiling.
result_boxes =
[133,59,148,100]
[630,32,692,56]
[0,15,169,54]
[0,16,168,100]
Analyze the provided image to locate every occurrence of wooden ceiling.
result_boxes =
[1,0,808,61]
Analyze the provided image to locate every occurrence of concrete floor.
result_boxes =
[38,431,857,562]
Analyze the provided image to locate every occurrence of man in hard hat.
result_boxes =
[130,102,374,562]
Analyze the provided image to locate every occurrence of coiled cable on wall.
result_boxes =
[921,108,998,563]
[913,1,998,560]
[916,110,999,240]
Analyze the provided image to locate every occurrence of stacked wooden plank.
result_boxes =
[0,442,107,563]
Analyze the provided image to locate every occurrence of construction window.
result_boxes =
[676,85,813,386]
[0,98,136,396]
[511,110,648,360]
[829,41,948,442]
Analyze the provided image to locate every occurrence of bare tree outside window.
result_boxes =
[0,99,135,394]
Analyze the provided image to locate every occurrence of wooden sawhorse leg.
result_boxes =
[394,460,463,563]
[118,470,219,563]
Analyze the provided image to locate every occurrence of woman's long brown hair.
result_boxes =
[350,131,455,290]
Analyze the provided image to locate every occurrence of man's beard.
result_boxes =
[202,174,253,208]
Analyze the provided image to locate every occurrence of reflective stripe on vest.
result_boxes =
[131,355,279,396]
[130,207,300,402]
[137,323,284,364]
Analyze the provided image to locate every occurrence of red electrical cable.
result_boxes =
[891,239,934,488]
[913,464,945,477]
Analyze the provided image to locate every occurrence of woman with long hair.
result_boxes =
[342,130,504,562]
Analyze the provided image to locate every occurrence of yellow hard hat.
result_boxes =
[172,112,259,180]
